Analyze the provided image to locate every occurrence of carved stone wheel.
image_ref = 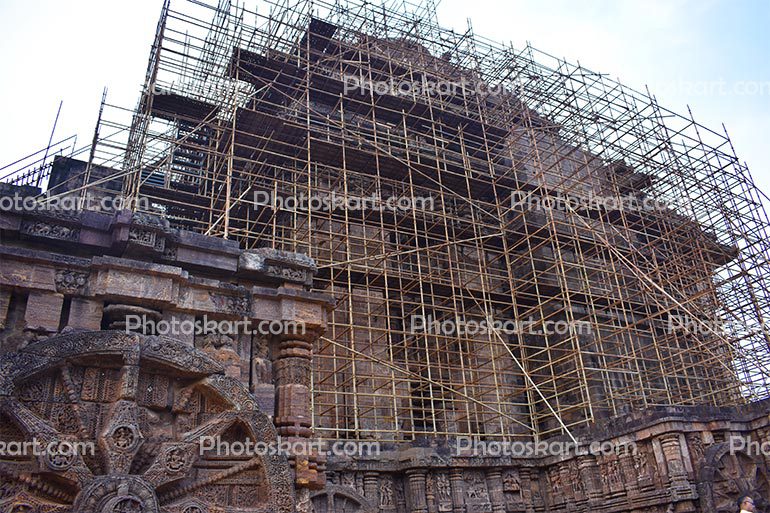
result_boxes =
[0,331,294,513]
[699,443,770,513]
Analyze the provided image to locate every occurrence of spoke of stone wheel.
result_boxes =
[158,456,262,504]
[0,398,95,486]
[0,462,75,503]
[58,365,92,440]
[139,412,221,485]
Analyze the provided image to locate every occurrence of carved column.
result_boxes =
[519,468,535,513]
[364,471,380,508]
[426,472,437,513]
[449,468,465,513]
[0,288,9,329]
[485,469,506,513]
[658,433,696,506]
[274,332,324,489]
[406,469,428,513]
[659,434,689,484]
[619,450,640,497]
[577,455,602,505]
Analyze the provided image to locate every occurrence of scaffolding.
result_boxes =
[9,0,770,441]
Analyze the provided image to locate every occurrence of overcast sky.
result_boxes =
[1,0,768,200]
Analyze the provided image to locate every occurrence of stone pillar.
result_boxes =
[364,471,380,508]
[619,450,640,497]
[485,469,506,513]
[659,434,689,486]
[0,288,11,330]
[405,469,428,513]
[426,472,438,513]
[274,332,324,489]
[519,468,535,513]
[449,468,465,513]
[577,456,602,505]
[658,433,696,509]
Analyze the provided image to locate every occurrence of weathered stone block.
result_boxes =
[253,383,276,417]
[25,291,64,332]
[0,288,10,330]
[67,297,103,330]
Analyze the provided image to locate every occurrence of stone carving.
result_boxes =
[687,432,705,467]
[341,472,356,490]
[181,503,206,513]
[502,470,520,492]
[131,212,170,230]
[548,468,561,495]
[209,292,251,316]
[239,248,316,286]
[55,269,89,295]
[46,445,76,471]
[379,478,394,508]
[568,461,584,496]
[198,333,240,377]
[464,471,490,512]
[266,264,310,283]
[275,357,312,387]
[162,244,178,260]
[200,333,236,351]
[435,472,452,511]
[21,219,80,241]
[252,336,272,385]
[0,330,294,512]
[128,228,166,252]
[164,447,187,472]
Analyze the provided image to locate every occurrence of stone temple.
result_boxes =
[2,0,770,512]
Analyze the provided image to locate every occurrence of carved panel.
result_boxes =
[21,220,80,241]
[55,270,89,295]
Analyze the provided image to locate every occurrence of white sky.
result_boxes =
[1,0,768,201]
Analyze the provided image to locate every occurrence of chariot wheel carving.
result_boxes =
[0,330,294,513]
[698,443,770,513]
